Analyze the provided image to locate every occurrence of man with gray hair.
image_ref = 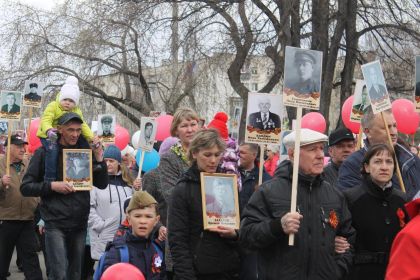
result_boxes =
[248,97,280,130]
[338,108,420,199]
[240,128,354,279]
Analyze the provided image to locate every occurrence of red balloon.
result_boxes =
[341,96,361,134]
[301,112,326,133]
[101,263,145,280]
[155,115,174,141]
[28,118,42,153]
[392,99,420,134]
[114,124,130,150]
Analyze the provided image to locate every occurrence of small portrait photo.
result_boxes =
[200,173,240,230]
[139,117,157,151]
[283,46,323,110]
[23,80,44,108]
[97,114,116,144]
[415,56,420,111]
[63,149,92,191]
[361,61,391,114]
[350,79,371,123]
[245,92,282,145]
[0,120,8,135]
[0,91,22,120]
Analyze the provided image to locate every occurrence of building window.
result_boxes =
[251,83,258,91]
[267,67,274,76]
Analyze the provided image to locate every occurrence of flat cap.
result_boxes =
[283,128,328,148]
[294,50,316,65]
[101,115,113,123]
[328,128,354,146]
[126,191,157,213]
[57,112,83,126]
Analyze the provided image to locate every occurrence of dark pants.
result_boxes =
[239,251,258,280]
[0,220,42,280]
[40,137,58,182]
[45,226,86,280]
[81,245,94,280]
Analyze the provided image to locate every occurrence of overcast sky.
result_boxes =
[18,0,60,10]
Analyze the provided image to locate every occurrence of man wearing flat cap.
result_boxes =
[324,128,355,189]
[20,112,108,280]
[24,83,42,102]
[241,128,355,280]
[100,115,114,137]
[288,50,320,95]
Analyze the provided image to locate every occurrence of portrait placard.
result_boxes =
[200,173,240,230]
[415,56,420,112]
[139,117,157,152]
[0,91,22,120]
[0,120,8,136]
[283,46,323,110]
[63,149,93,191]
[245,92,282,144]
[361,61,392,114]
[350,80,371,123]
[97,114,116,144]
[23,80,44,108]
[230,106,242,140]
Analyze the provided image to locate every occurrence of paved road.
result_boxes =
[8,249,47,280]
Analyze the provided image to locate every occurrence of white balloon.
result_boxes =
[131,130,141,149]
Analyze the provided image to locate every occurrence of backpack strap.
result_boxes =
[118,244,129,263]
[93,253,107,280]
[151,241,163,260]
[93,244,129,280]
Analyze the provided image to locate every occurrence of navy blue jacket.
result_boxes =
[103,230,166,280]
[239,165,271,214]
[338,142,420,199]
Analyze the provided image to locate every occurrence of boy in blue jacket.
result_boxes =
[99,191,166,280]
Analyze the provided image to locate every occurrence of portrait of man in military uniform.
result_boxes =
[100,115,114,137]
[97,114,116,143]
[287,49,321,95]
[24,83,42,101]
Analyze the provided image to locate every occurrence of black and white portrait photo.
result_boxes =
[0,120,8,135]
[350,79,371,122]
[415,56,420,111]
[63,149,92,190]
[23,80,44,108]
[245,92,282,145]
[361,61,391,114]
[97,114,116,143]
[283,46,323,110]
[0,91,22,120]
[139,117,157,151]
[201,173,239,229]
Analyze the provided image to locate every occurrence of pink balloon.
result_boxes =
[301,112,326,133]
[155,115,174,141]
[28,118,42,153]
[114,124,130,150]
[392,99,420,134]
[341,96,361,134]
[101,263,145,280]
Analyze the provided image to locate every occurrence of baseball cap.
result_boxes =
[328,128,355,146]
[57,112,83,126]
[5,135,28,146]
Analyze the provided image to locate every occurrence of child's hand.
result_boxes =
[47,129,58,141]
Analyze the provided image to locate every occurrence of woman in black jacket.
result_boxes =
[344,144,408,280]
[168,129,240,280]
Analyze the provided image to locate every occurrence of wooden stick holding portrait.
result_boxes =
[63,149,93,191]
[200,173,240,230]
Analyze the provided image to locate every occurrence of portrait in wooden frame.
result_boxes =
[200,173,240,230]
[63,149,93,191]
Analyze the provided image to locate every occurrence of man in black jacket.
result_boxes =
[240,128,355,280]
[20,112,108,280]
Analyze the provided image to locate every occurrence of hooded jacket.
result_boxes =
[89,173,133,260]
[240,160,355,280]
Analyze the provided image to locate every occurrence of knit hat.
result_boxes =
[207,112,229,140]
[104,144,122,163]
[59,76,80,105]
[126,191,158,213]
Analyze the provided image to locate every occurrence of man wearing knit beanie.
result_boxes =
[207,112,229,140]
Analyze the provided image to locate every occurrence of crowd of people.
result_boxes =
[1,75,420,280]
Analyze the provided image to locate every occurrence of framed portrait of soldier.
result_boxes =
[0,91,22,120]
[139,117,157,152]
[415,56,420,111]
[63,149,93,191]
[245,92,282,145]
[283,46,323,110]
[350,80,371,123]
[97,114,116,144]
[23,80,44,108]
[361,61,391,114]
[200,173,240,230]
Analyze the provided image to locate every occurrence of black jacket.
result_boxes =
[240,160,355,280]
[20,136,108,230]
[239,165,271,214]
[344,176,408,280]
[168,164,240,280]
